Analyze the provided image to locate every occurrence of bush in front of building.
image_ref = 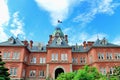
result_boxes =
[0,56,10,80]
[56,65,106,80]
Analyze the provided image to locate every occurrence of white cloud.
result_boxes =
[0,27,9,42]
[35,0,80,26]
[10,12,25,39]
[64,28,107,45]
[112,37,120,45]
[0,0,10,26]
[73,0,120,26]
[0,0,10,42]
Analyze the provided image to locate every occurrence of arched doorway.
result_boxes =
[55,68,64,79]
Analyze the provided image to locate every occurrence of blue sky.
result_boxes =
[0,0,120,45]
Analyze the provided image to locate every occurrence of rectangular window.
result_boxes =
[106,53,112,60]
[72,58,77,64]
[43,58,46,63]
[61,53,67,61]
[40,57,46,64]
[3,52,10,59]
[10,68,17,76]
[55,54,58,61]
[51,53,58,61]
[29,70,36,77]
[65,54,67,61]
[13,52,20,59]
[80,57,86,64]
[115,53,120,60]
[61,54,64,61]
[39,70,44,77]
[22,69,26,77]
[30,57,36,63]
[109,67,114,75]
[52,54,55,61]
[100,67,106,75]
[98,53,104,60]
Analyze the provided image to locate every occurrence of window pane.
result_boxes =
[40,70,44,77]
[3,53,7,59]
[43,58,46,63]
[40,58,42,63]
[55,54,58,61]
[52,54,54,60]
[65,54,67,60]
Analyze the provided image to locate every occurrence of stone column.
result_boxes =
[46,64,49,77]
[70,64,73,72]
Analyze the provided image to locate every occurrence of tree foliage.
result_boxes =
[0,56,10,80]
[113,66,120,80]
[56,65,105,80]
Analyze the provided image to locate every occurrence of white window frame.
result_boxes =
[22,69,26,77]
[52,53,58,61]
[39,70,44,77]
[61,53,67,61]
[80,57,86,64]
[72,57,77,64]
[31,57,36,63]
[98,53,104,60]
[106,53,112,60]
[10,68,17,76]
[40,57,46,64]
[29,70,36,77]
[3,52,10,59]
[109,67,114,75]
[13,52,20,59]
[51,54,55,61]
[55,54,58,61]
[100,67,106,75]
[115,53,120,60]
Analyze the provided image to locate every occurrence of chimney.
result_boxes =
[65,35,68,43]
[48,35,53,45]
[49,35,52,40]
[83,41,87,49]
[30,40,33,49]
[23,40,29,46]
[87,41,94,47]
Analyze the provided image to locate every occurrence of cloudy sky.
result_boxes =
[0,0,120,45]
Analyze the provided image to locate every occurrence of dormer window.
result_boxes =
[56,37,62,45]
[55,32,60,37]
[8,36,15,44]
[101,38,108,45]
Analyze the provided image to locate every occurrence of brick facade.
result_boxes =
[0,28,120,80]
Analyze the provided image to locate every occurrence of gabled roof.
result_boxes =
[28,46,46,52]
[72,45,91,52]
[48,37,70,48]
[93,38,120,47]
[0,36,24,46]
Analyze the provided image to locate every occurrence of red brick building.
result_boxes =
[0,27,120,80]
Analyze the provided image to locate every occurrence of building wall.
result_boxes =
[0,46,120,80]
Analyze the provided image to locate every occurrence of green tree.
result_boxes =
[0,56,10,80]
[56,72,75,80]
[73,65,103,80]
[56,65,105,80]
[113,66,120,80]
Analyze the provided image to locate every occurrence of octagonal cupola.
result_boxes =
[48,27,69,47]
[52,27,64,38]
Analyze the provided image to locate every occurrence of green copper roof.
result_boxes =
[52,27,64,37]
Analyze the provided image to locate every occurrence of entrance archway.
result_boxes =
[55,68,64,79]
